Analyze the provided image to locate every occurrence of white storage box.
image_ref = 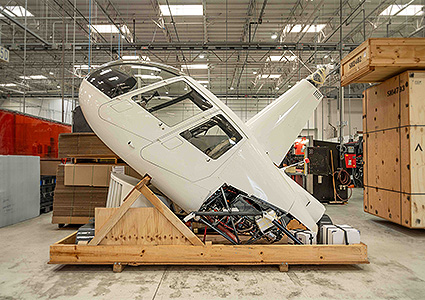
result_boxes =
[0,155,40,227]
[321,224,361,245]
[291,229,317,244]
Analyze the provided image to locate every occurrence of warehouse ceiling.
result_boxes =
[0,0,423,100]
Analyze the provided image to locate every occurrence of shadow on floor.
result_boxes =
[372,219,425,237]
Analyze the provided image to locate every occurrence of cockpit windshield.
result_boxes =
[86,62,182,98]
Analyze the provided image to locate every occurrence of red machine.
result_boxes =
[0,109,71,158]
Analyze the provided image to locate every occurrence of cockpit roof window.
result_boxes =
[87,61,183,99]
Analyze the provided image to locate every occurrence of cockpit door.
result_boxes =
[141,113,244,182]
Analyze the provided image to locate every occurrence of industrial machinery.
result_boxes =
[342,137,364,187]
[79,60,333,244]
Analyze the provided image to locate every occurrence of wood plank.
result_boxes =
[49,243,369,265]
[95,208,191,245]
[139,185,204,246]
[88,176,151,246]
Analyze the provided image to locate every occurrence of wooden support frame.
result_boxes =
[50,231,368,267]
[49,175,369,271]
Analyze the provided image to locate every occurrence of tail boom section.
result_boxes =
[246,79,323,164]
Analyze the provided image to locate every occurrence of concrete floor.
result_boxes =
[1,188,425,300]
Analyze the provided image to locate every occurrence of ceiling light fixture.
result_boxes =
[0,6,33,17]
[261,74,281,79]
[380,4,424,16]
[271,33,278,40]
[284,24,326,33]
[181,64,209,70]
[159,5,203,16]
[122,55,139,60]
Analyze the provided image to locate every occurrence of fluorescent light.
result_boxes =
[49,72,54,75]
[57,85,60,88]
[134,74,163,80]
[271,33,278,40]
[181,64,208,70]
[203,85,208,88]
[284,24,326,33]
[380,4,424,16]
[89,24,130,34]
[0,83,17,87]
[253,71,257,74]
[74,64,100,69]
[131,65,161,72]
[159,5,203,16]
[275,87,279,90]
[261,74,281,79]
[229,87,234,90]
[20,75,47,79]
[30,75,47,79]
[122,55,150,61]
[0,6,33,17]
[122,55,139,60]
[199,53,205,59]
[197,80,209,84]
[267,55,297,62]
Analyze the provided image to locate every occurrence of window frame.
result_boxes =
[122,76,217,129]
[179,114,244,160]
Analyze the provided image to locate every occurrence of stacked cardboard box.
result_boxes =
[52,132,142,225]
[52,164,109,225]
[58,133,117,158]
[363,71,425,228]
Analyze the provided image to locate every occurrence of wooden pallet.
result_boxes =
[49,175,369,272]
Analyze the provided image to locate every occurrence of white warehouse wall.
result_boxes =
[0,97,74,124]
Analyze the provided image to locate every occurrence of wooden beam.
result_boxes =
[49,243,369,265]
[140,185,204,246]
[88,176,151,246]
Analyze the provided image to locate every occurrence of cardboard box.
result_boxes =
[64,164,112,187]
[40,159,61,176]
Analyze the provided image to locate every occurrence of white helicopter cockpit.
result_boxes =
[80,60,332,245]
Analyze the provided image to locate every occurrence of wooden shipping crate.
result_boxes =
[363,71,425,194]
[364,128,400,191]
[341,38,425,86]
[364,187,401,224]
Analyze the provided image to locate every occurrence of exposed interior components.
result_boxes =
[185,184,303,245]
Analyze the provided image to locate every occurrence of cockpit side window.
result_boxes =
[131,80,212,127]
[180,115,242,160]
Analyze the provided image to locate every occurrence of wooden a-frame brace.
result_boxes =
[88,175,203,247]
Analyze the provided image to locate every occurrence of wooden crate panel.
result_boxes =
[365,129,400,191]
[401,194,412,228]
[95,207,192,246]
[400,126,425,194]
[366,187,401,224]
[411,195,425,228]
[341,38,425,86]
[364,75,401,132]
[401,71,425,126]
